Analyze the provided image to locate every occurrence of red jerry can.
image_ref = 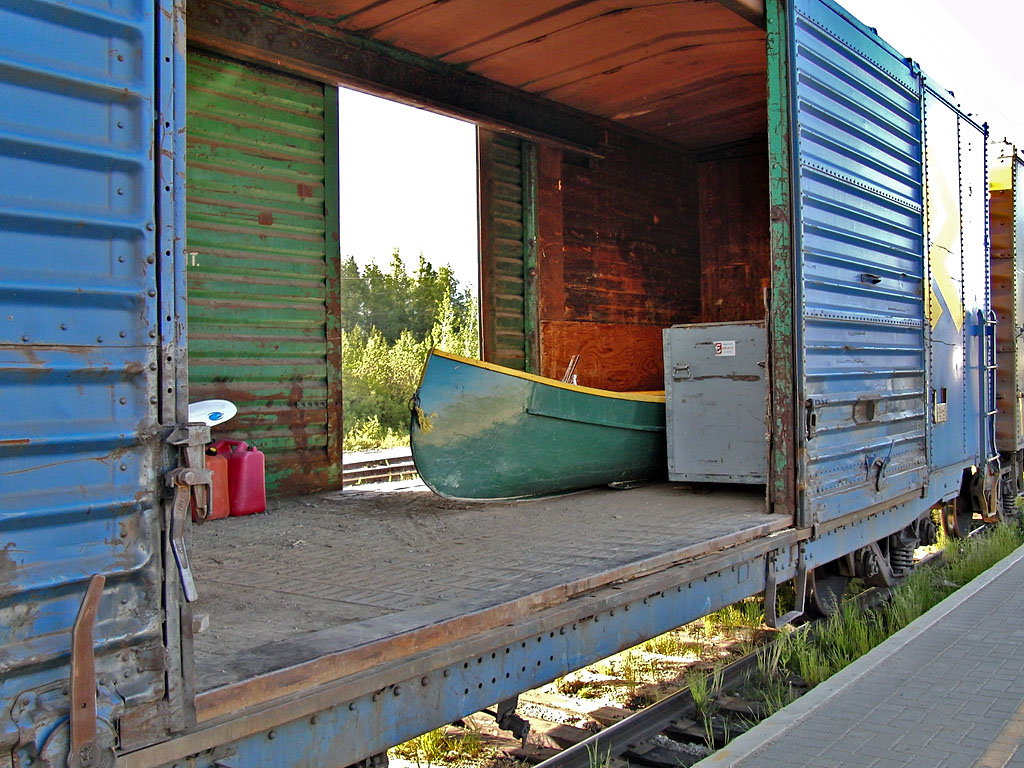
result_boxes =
[194,446,231,521]
[212,439,267,516]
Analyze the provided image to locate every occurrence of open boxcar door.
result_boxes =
[0,0,191,760]
[786,0,929,527]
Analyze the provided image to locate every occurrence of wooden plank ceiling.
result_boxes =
[269,0,767,149]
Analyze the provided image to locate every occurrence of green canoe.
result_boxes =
[410,350,667,501]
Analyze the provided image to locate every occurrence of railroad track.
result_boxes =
[343,448,418,485]
[522,538,979,768]
[426,533,986,768]
[529,589,894,768]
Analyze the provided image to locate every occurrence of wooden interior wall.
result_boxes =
[697,140,770,323]
[536,133,700,392]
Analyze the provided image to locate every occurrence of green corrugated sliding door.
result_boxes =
[478,129,538,372]
[186,50,341,496]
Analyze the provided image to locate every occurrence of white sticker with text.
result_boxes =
[714,340,736,357]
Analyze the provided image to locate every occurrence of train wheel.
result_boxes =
[941,498,973,539]
[806,561,849,618]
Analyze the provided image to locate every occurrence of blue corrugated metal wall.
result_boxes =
[791,0,928,525]
[0,0,177,759]
[922,88,992,481]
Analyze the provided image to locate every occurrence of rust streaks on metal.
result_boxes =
[0,543,21,596]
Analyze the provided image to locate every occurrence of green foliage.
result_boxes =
[642,631,698,657]
[773,520,1024,691]
[586,741,612,768]
[945,520,1022,586]
[341,251,471,343]
[685,666,721,717]
[341,251,479,452]
[390,726,489,767]
[703,598,763,634]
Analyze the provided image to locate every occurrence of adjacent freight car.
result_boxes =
[0,0,1014,767]
[992,141,1024,513]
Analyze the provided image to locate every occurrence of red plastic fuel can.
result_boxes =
[195,446,231,521]
[212,439,267,516]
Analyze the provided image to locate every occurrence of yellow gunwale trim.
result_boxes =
[431,349,666,403]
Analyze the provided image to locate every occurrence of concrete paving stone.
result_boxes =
[893,730,936,750]
[924,701,968,719]
[841,727,887,743]
[863,704,906,721]
[966,721,1006,739]
[926,743,983,764]
[983,700,1024,718]
[904,755,953,768]
[990,736,1024,755]
[981,681,1017,696]
[769,745,826,762]
[964,694,1001,709]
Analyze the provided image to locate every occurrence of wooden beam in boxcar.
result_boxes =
[187,0,603,152]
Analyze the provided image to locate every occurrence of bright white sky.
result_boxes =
[337,0,1024,293]
[337,88,479,290]
[838,0,1024,143]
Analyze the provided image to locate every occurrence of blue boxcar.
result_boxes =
[0,0,1003,765]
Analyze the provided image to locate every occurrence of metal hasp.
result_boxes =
[166,424,212,602]
[68,575,116,768]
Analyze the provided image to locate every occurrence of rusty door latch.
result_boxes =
[764,547,808,629]
[166,423,212,603]
[68,574,116,768]
[165,467,208,603]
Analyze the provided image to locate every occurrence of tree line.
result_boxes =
[341,251,478,451]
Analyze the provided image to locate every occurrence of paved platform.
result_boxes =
[699,543,1024,768]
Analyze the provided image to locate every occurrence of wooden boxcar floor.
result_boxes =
[191,481,784,692]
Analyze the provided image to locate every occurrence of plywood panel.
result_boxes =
[540,321,665,392]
